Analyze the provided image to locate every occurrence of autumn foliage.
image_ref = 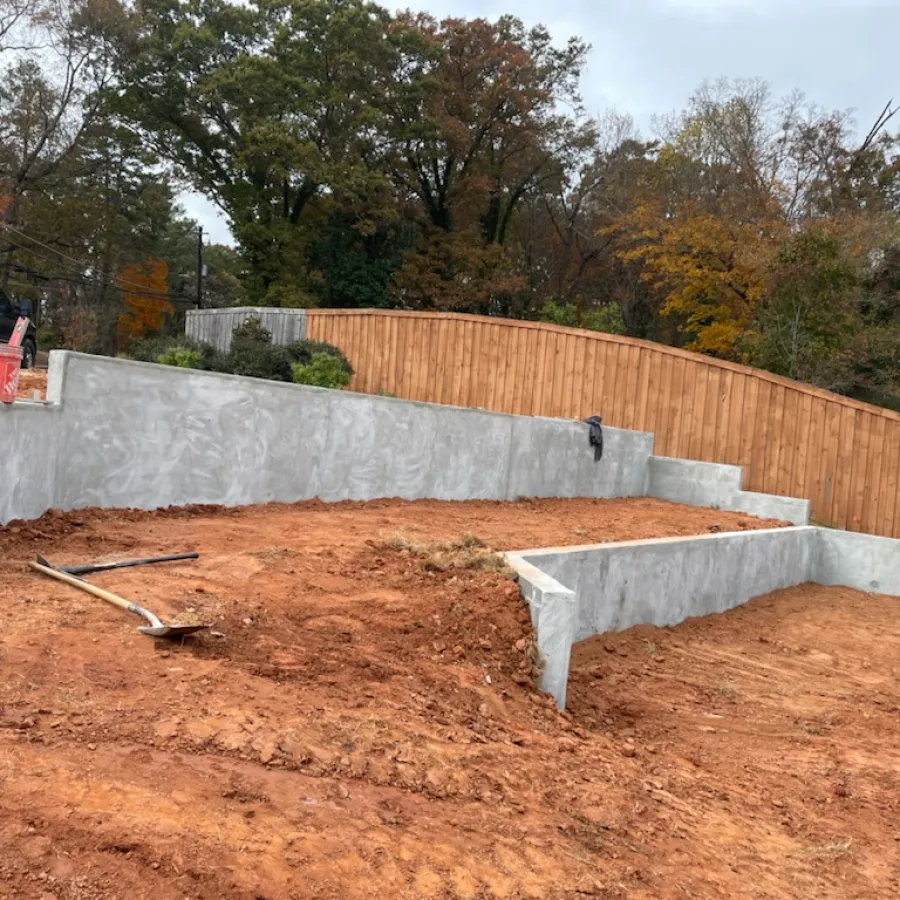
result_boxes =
[7,0,900,405]
[115,258,173,349]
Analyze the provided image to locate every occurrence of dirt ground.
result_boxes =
[14,368,47,401]
[1,498,897,899]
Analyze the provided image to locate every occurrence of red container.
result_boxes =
[0,343,23,404]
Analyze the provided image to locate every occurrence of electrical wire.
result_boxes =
[1,223,170,295]
[1,238,197,304]
[5,263,197,307]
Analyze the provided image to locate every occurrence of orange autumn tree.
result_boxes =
[115,258,173,349]
[609,202,783,359]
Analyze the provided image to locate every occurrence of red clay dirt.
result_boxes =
[14,368,47,401]
[1,498,896,899]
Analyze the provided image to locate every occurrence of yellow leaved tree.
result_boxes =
[608,202,783,359]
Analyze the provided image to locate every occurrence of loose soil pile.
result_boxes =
[14,368,47,401]
[1,499,895,899]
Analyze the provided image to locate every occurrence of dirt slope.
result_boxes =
[3,499,895,899]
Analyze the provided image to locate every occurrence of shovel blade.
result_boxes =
[138,624,211,638]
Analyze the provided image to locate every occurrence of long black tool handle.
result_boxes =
[59,552,199,576]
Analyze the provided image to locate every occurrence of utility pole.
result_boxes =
[196,225,204,309]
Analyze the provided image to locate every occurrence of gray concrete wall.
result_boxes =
[0,351,814,526]
[508,415,650,500]
[0,401,63,523]
[647,455,811,525]
[510,524,900,708]
[185,308,307,352]
[510,557,577,709]
[517,527,817,644]
[0,351,653,523]
[814,529,900,595]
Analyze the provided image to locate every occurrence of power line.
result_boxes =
[1,223,194,298]
[2,224,161,295]
[5,259,197,305]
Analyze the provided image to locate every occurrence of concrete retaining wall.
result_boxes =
[0,401,62,524]
[185,308,307,352]
[1,352,813,524]
[0,352,653,523]
[814,529,900,595]
[515,528,816,644]
[509,524,900,709]
[647,456,810,525]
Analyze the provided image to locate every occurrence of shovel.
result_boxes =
[31,555,210,638]
[57,552,199,576]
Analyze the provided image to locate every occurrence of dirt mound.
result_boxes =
[5,498,884,900]
[14,368,47,400]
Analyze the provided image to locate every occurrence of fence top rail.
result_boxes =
[187,307,306,315]
[305,307,900,425]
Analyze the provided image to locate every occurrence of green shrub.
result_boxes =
[284,339,354,377]
[226,317,294,381]
[126,334,193,363]
[122,316,349,388]
[231,317,273,347]
[291,352,352,389]
[36,324,66,350]
[157,346,203,369]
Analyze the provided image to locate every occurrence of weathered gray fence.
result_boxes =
[185,308,307,351]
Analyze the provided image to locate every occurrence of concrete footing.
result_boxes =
[508,525,900,709]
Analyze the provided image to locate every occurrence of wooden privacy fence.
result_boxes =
[304,308,900,538]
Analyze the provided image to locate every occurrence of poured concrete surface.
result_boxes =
[647,455,810,525]
[2,353,810,525]
[0,352,654,523]
[515,527,817,643]
[814,528,900,594]
[0,401,62,523]
[509,556,577,709]
[510,524,900,708]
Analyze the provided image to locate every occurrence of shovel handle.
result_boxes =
[60,552,199,576]
[30,561,134,613]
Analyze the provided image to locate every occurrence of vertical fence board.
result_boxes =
[883,420,900,537]
[849,414,872,533]
[862,416,886,536]
[832,408,857,530]
[775,388,799,497]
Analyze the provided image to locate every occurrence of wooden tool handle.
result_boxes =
[30,561,133,612]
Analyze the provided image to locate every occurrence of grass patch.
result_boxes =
[717,682,739,701]
[793,839,853,860]
[385,533,515,577]
[798,720,830,736]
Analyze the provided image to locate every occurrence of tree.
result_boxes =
[745,215,900,396]
[306,206,412,309]
[611,202,782,357]
[107,0,413,303]
[0,0,114,291]
[115,257,173,348]
[391,227,525,313]
[519,114,659,335]
[386,13,591,312]
[201,243,243,309]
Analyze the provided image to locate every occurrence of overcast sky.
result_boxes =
[185,0,900,245]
